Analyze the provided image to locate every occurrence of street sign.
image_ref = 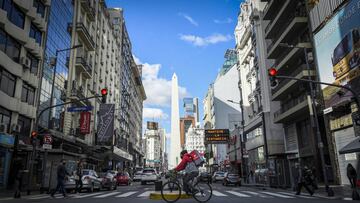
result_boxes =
[323,107,333,115]
[43,144,52,150]
[67,106,93,112]
[43,135,53,144]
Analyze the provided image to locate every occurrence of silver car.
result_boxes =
[133,171,143,182]
[212,171,225,183]
[65,169,102,192]
[141,168,159,185]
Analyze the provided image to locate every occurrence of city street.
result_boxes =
[0,182,352,203]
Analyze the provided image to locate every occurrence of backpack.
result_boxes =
[189,150,205,167]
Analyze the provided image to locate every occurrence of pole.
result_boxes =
[48,50,59,129]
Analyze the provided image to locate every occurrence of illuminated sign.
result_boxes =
[205,129,229,144]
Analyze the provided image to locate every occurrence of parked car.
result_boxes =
[133,171,143,182]
[116,172,132,186]
[141,168,159,185]
[100,171,117,190]
[212,171,225,183]
[223,173,241,186]
[200,172,211,183]
[65,169,102,193]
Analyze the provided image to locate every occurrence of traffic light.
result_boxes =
[101,88,108,103]
[268,68,279,89]
[30,131,38,145]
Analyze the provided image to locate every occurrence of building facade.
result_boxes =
[184,127,205,154]
[180,115,195,148]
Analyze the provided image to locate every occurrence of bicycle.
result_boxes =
[161,171,212,203]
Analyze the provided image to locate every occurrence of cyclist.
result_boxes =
[173,150,199,195]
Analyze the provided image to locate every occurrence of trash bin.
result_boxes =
[155,180,162,191]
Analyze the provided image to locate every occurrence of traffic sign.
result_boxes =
[43,144,52,150]
[43,134,53,144]
[67,106,93,112]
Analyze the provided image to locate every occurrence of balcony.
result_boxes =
[69,86,91,106]
[267,15,308,59]
[68,22,95,51]
[75,57,92,78]
[274,94,309,123]
[263,0,284,20]
[80,0,95,21]
[275,42,312,72]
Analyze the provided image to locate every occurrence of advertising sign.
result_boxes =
[204,129,229,144]
[97,104,115,145]
[147,121,158,130]
[80,112,91,134]
[313,0,360,108]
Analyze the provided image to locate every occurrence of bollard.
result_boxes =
[155,180,162,191]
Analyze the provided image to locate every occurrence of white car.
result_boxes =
[64,169,102,192]
[141,168,159,185]
[133,171,143,182]
[212,171,225,182]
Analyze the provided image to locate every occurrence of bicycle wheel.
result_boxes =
[192,181,212,203]
[161,181,182,203]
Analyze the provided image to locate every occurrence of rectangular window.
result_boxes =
[29,23,42,45]
[0,67,16,97]
[2,0,25,28]
[0,29,5,52]
[0,106,11,132]
[0,28,21,62]
[27,53,39,75]
[21,83,35,105]
[33,0,45,17]
[18,115,31,138]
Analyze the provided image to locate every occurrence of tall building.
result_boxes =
[262,0,332,187]
[0,0,49,189]
[183,97,200,125]
[184,127,205,154]
[179,115,195,148]
[169,73,181,169]
[234,0,285,186]
[144,128,161,169]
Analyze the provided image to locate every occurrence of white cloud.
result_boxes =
[214,18,233,24]
[179,33,232,47]
[143,108,168,119]
[136,58,188,107]
[178,13,199,26]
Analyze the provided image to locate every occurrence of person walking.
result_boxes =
[347,163,357,188]
[75,160,83,194]
[13,161,24,198]
[51,159,69,198]
[296,166,314,196]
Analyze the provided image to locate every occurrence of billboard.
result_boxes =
[97,104,115,145]
[147,121,158,130]
[204,129,229,144]
[79,112,91,134]
[313,0,360,108]
[183,98,194,113]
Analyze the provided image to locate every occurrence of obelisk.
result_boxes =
[169,73,181,169]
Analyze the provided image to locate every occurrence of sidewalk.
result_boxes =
[0,189,46,199]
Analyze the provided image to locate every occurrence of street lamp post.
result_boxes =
[279,43,334,196]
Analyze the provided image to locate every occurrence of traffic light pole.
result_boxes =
[27,94,101,195]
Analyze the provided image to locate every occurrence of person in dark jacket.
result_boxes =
[75,160,84,193]
[347,163,357,188]
[51,159,70,197]
[296,166,314,196]
[13,161,24,198]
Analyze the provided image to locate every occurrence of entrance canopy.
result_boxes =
[339,137,360,154]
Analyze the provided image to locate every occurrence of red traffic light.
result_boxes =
[31,131,38,138]
[268,68,278,76]
[101,88,108,96]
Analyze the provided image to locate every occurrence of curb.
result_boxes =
[150,192,192,200]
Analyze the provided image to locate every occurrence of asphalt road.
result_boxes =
[0,182,352,203]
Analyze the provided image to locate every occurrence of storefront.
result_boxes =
[0,133,14,189]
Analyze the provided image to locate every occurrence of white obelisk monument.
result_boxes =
[169,73,181,169]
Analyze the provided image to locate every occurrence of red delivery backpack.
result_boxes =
[189,150,205,167]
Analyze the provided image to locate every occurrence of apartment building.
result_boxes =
[0,0,49,189]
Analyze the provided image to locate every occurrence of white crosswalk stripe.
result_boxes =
[27,194,52,199]
[261,191,294,198]
[278,192,316,199]
[212,190,228,196]
[241,191,273,198]
[73,192,106,198]
[94,192,121,198]
[226,191,250,197]
[116,191,137,197]
[138,191,154,197]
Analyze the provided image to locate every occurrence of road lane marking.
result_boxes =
[94,192,121,198]
[212,190,228,196]
[226,191,250,197]
[116,191,137,197]
[261,192,294,198]
[28,194,55,199]
[242,191,273,198]
[73,192,106,198]
[278,192,316,199]
[138,191,154,197]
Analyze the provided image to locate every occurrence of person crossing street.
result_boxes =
[51,159,70,198]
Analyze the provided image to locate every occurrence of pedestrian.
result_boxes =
[310,166,318,190]
[75,160,83,194]
[250,170,254,184]
[296,166,314,196]
[347,163,357,188]
[13,161,24,198]
[51,159,70,198]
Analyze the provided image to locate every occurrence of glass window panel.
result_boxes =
[10,5,25,28]
[0,29,6,52]
[21,85,27,102]
[5,36,20,62]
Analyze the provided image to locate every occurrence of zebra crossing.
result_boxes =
[0,189,323,201]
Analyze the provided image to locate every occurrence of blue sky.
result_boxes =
[107,0,240,135]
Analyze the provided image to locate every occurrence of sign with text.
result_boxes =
[97,104,115,145]
[204,129,229,144]
[80,112,91,134]
[67,106,93,112]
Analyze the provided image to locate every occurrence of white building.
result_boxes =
[185,127,205,153]
[169,73,181,169]
[144,129,162,169]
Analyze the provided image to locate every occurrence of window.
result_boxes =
[0,106,11,133]
[21,83,35,105]
[0,67,16,96]
[17,115,31,138]
[0,28,21,62]
[29,23,42,45]
[33,0,45,17]
[27,53,39,75]
[2,0,25,28]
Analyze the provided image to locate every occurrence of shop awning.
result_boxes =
[339,137,360,154]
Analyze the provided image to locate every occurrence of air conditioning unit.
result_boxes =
[11,124,21,133]
[0,123,7,133]
[21,57,31,69]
